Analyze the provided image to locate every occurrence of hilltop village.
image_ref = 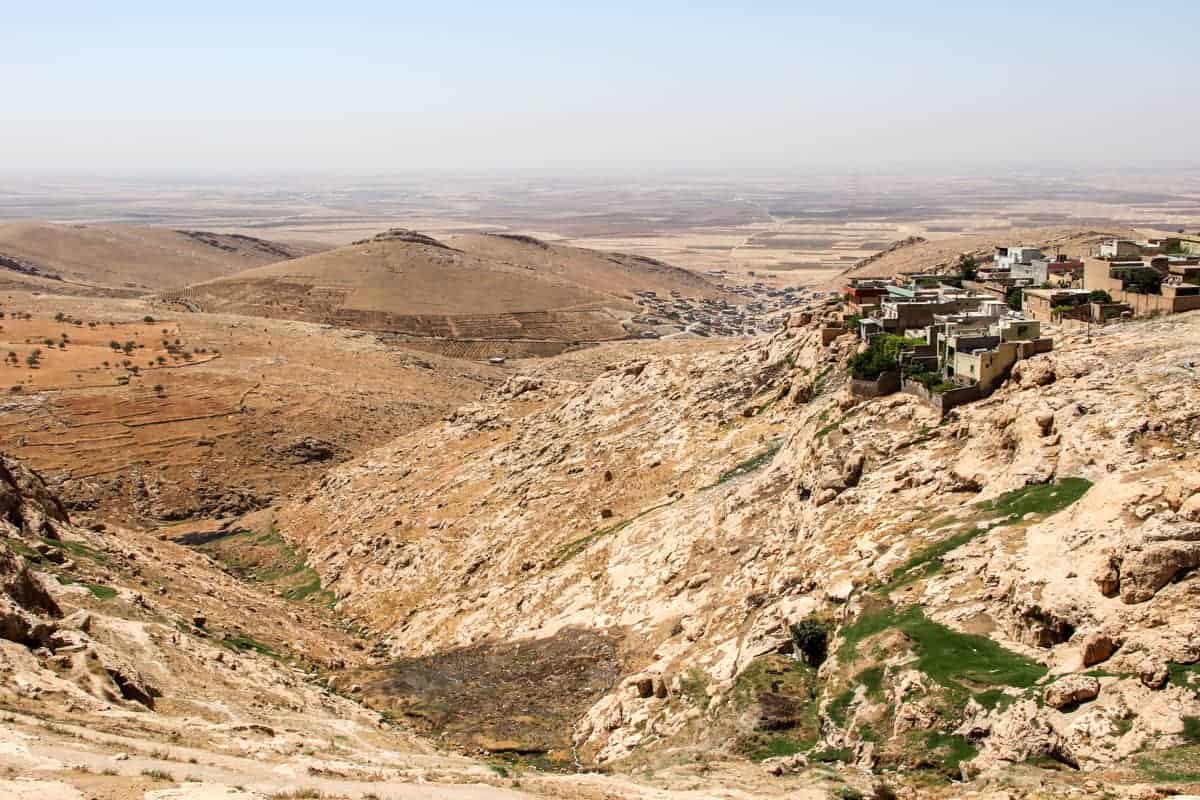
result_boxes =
[835,234,1200,414]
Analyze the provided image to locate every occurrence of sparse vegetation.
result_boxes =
[882,478,1093,592]
[140,768,173,781]
[702,438,783,489]
[199,526,334,607]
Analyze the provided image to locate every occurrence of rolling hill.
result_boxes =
[169,229,735,356]
[0,221,326,295]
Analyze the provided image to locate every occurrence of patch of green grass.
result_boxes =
[42,536,111,566]
[731,655,821,762]
[979,477,1093,518]
[879,478,1093,594]
[731,654,816,709]
[219,633,279,659]
[701,439,784,489]
[52,575,118,600]
[827,687,855,727]
[3,537,41,560]
[1138,743,1200,782]
[838,605,1045,699]
[551,519,633,567]
[281,572,334,604]
[1184,716,1200,743]
[827,666,884,726]
[745,736,812,761]
[810,747,853,763]
[1169,662,1200,694]
[85,583,117,600]
[912,731,978,775]
[198,526,333,606]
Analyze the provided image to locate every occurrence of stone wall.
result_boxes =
[850,369,900,398]
[902,379,982,417]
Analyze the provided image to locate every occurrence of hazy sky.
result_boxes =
[4,1,1199,173]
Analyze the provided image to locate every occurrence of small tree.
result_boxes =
[1005,287,1023,311]
[848,334,907,380]
[790,617,829,667]
[1088,290,1113,303]
[958,254,978,281]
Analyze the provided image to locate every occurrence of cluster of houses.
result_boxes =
[842,274,1053,414]
[965,238,1200,323]
[631,284,804,338]
[839,231,1200,414]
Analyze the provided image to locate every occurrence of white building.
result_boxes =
[994,246,1044,271]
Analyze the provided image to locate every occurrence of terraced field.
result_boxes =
[0,293,502,524]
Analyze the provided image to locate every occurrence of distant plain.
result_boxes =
[5,168,1199,290]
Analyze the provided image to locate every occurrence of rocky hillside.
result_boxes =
[271,304,1200,793]
[0,453,557,799]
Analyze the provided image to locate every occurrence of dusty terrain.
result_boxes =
[0,291,501,524]
[3,209,1200,800]
[0,222,326,295]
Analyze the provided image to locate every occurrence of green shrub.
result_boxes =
[790,618,829,666]
[848,335,906,380]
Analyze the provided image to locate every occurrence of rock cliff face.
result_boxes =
[0,451,434,776]
[275,306,1200,778]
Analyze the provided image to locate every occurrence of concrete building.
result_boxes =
[1012,257,1084,286]
[942,319,1051,394]
[1099,239,1142,259]
[995,246,1044,271]
[1022,288,1091,323]
[1083,257,1200,316]
[1170,235,1200,257]
[844,279,889,312]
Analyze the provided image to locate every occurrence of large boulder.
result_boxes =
[1081,633,1120,667]
[1118,542,1200,604]
[1044,675,1101,709]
